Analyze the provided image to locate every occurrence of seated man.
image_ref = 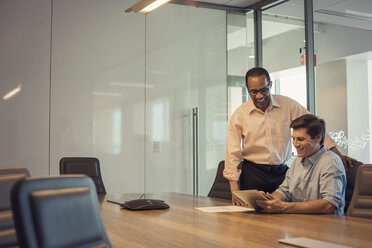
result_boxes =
[256,114,346,215]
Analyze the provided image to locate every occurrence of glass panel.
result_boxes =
[313,1,372,163]
[0,0,51,176]
[261,0,306,160]
[262,0,306,107]
[146,4,227,196]
[50,0,146,193]
[227,12,254,118]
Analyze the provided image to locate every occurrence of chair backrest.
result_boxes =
[0,167,30,247]
[346,164,372,219]
[207,161,232,200]
[0,174,28,211]
[0,167,30,176]
[0,174,26,247]
[60,157,106,194]
[11,175,112,248]
[344,160,363,214]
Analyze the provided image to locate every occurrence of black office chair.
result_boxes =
[0,167,30,248]
[208,161,233,200]
[0,167,30,176]
[344,160,363,214]
[60,157,106,194]
[11,175,112,248]
[346,164,372,219]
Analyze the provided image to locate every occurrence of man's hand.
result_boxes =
[229,180,246,206]
[340,155,357,171]
[232,194,246,206]
[256,198,289,213]
[330,146,357,171]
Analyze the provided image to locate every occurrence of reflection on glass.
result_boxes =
[93,107,122,154]
[93,92,122,97]
[271,66,307,107]
[227,12,254,119]
[110,81,154,88]
[2,84,22,100]
[151,100,169,142]
[314,1,372,163]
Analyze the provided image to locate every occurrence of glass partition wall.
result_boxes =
[50,1,227,195]
[145,5,227,195]
[259,0,372,164]
[227,12,255,117]
[4,0,371,196]
[228,0,372,164]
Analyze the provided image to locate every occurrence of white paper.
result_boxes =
[278,237,352,248]
[195,206,255,213]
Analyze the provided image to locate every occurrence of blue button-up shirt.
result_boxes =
[276,146,346,215]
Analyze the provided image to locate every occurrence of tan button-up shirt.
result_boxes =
[223,95,336,181]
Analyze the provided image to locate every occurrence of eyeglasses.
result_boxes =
[248,81,271,95]
[248,87,270,95]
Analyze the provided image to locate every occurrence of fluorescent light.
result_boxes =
[3,84,22,100]
[140,0,170,14]
[125,0,170,15]
[249,55,255,58]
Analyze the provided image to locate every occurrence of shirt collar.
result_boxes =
[301,145,327,166]
[247,94,280,114]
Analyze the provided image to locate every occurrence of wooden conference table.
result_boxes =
[100,193,372,248]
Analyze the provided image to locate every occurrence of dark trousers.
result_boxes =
[239,160,288,193]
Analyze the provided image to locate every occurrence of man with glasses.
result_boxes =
[224,67,353,205]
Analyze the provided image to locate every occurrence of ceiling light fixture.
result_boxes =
[125,0,170,15]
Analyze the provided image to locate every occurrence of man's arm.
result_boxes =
[224,115,245,205]
[256,198,335,214]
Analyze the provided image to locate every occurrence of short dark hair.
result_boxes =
[245,67,271,87]
[290,114,326,145]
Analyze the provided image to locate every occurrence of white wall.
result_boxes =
[0,0,51,176]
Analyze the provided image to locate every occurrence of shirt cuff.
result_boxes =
[223,169,241,181]
[275,189,289,202]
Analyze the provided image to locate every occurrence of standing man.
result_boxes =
[224,67,352,205]
[256,114,346,215]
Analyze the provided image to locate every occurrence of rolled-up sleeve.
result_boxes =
[319,156,346,214]
[223,115,243,181]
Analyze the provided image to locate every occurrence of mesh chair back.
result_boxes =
[11,175,112,248]
[60,157,106,194]
[346,164,372,219]
[208,161,232,200]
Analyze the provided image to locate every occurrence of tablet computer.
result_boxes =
[232,190,269,211]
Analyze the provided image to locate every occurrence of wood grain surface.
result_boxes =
[99,193,372,248]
